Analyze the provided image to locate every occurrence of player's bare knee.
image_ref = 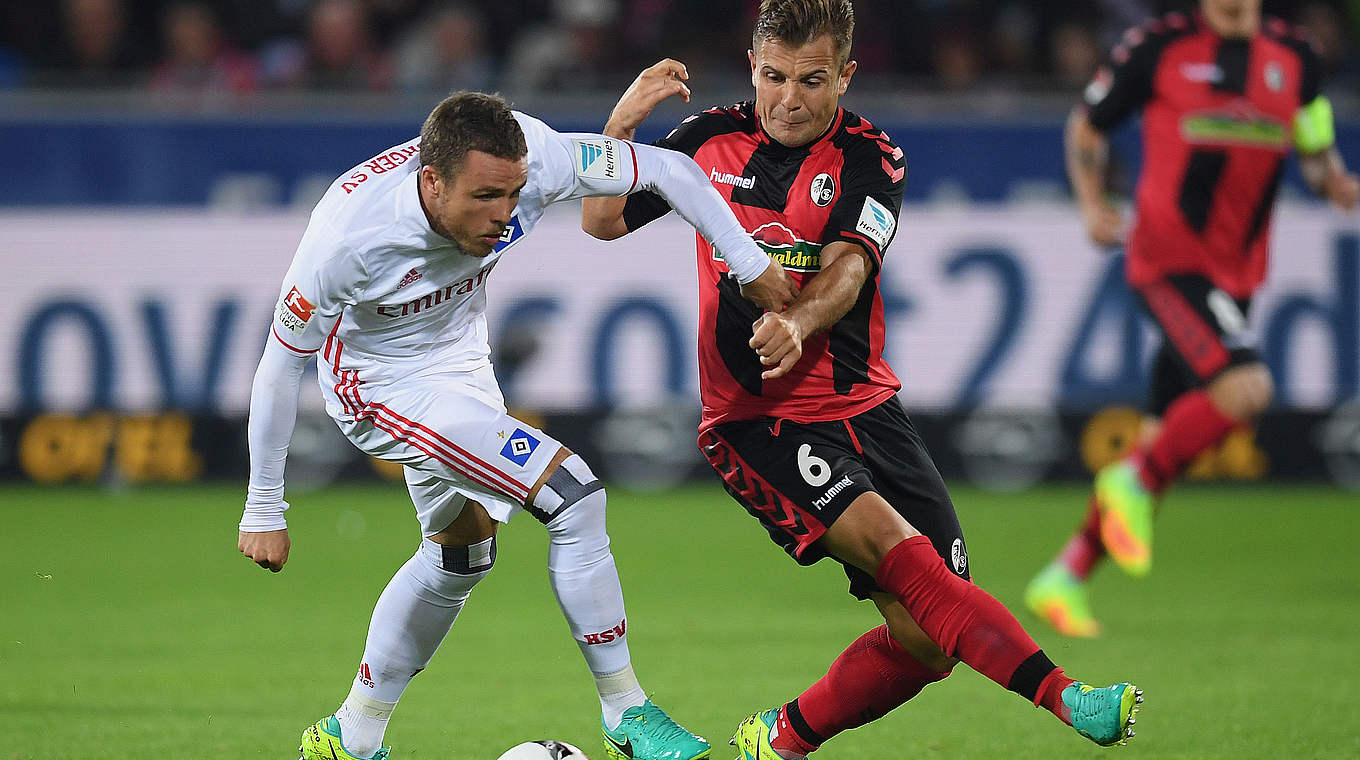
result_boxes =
[428,499,497,546]
[1209,363,1273,421]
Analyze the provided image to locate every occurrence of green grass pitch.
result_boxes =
[2,481,1358,758]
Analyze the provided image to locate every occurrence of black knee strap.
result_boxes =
[526,465,603,524]
[439,536,496,575]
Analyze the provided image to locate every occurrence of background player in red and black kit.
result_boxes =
[1025,0,1360,639]
[584,1,1141,755]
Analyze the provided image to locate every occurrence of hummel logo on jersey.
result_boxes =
[396,268,423,289]
[574,138,620,180]
[358,662,375,688]
[709,167,755,189]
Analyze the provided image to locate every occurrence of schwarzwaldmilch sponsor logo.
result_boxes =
[740,221,822,272]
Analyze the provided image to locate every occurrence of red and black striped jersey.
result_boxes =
[1084,12,1324,298]
[622,101,906,430]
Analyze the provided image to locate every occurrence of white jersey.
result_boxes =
[270,112,646,396]
[244,109,773,531]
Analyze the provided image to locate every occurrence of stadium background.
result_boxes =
[2,1,1360,758]
[1,0,1357,490]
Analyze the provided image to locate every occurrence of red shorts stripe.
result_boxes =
[1139,280,1232,380]
[699,429,827,559]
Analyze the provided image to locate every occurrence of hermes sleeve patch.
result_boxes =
[854,196,897,250]
[574,138,621,180]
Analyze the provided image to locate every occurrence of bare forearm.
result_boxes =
[1299,146,1344,196]
[1065,108,1110,207]
[785,255,868,337]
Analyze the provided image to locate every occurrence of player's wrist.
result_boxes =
[239,497,289,532]
[726,250,773,286]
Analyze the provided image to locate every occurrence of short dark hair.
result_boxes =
[419,91,528,179]
[753,0,855,65]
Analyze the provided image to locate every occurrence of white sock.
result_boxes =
[335,687,396,759]
[595,664,648,730]
[339,536,493,757]
[541,463,644,726]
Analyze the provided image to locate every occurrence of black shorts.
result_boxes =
[698,396,969,600]
[1135,274,1259,416]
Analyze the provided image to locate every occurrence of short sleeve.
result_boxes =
[822,122,907,272]
[1084,23,1169,133]
[269,222,363,355]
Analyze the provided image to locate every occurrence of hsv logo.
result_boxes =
[722,221,822,272]
[396,268,423,289]
[500,428,540,466]
[492,215,525,253]
[584,619,627,645]
[276,286,315,336]
[358,662,375,688]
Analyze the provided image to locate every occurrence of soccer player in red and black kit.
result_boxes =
[583,1,1141,755]
[1025,0,1360,639]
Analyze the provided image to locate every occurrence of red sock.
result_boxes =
[874,536,1071,719]
[777,625,950,752]
[1138,389,1238,493]
[1057,496,1105,581]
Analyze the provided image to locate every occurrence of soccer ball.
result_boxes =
[495,740,589,760]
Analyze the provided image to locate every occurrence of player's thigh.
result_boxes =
[699,417,874,568]
[851,398,971,581]
[1135,274,1259,388]
[345,378,563,532]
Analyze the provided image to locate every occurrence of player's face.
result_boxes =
[419,151,528,257]
[1202,0,1261,25]
[749,35,856,148]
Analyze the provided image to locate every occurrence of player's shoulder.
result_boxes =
[1108,11,1200,64]
[832,108,905,188]
[659,101,753,151]
[1259,16,1322,61]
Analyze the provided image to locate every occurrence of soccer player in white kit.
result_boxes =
[236,92,797,760]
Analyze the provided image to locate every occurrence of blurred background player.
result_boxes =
[583,1,1142,756]
[237,91,794,760]
[1026,0,1360,638]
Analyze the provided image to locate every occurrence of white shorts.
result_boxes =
[322,363,562,534]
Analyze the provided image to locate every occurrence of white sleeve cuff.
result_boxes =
[239,501,289,533]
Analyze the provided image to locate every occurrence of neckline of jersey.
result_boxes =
[755,106,845,154]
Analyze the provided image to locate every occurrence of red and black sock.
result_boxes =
[874,536,1075,722]
[772,625,951,755]
[1057,495,1105,581]
[1138,388,1239,494]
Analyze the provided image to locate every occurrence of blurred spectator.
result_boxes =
[1048,21,1102,90]
[991,3,1041,77]
[1297,1,1358,84]
[150,2,259,93]
[931,19,985,90]
[394,2,495,93]
[49,0,148,84]
[262,0,393,90]
[503,0,625,94]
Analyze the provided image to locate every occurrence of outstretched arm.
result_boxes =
[237,335,310,572]
[1300,146,1360,210]
[582,59,691,241]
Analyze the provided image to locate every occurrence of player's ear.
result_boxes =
[838,60,857,94]
[420,164,442,197]
[748,49,758,85]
